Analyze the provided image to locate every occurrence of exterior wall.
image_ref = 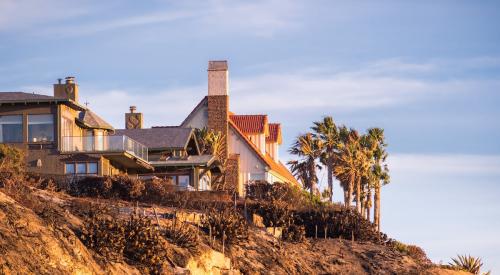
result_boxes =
[181,103,208,129]
[247,133,266,155]
[265,142,279,161]
[228,127,266,189]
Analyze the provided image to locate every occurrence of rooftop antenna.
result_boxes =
[84,101,89,107]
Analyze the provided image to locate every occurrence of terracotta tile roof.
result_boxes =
[228,120,299,186]
[230,115,269,135]
[77,109,114,130]
[266,123,282,144]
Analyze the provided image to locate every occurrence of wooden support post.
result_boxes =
[315,225,318,239]
[153,207,161,230]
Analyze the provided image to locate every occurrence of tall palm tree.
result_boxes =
[367,128,390,231]
[333,126,358,208]
[312,116,339,203]
[289,133,323,196]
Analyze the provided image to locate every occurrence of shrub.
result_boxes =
[202,206,248,244]
[449,255,488,275]
[73,176,113,198]
[141,177,174,203]
[163,219,199,251]
[0,144,25,176]
[407,245,430,264]
[110,175,144,200]
[255,200,292,229]
[392,240,409,254]
[282,224,306,243]
[80,214,126,261]
[124,214,168,272]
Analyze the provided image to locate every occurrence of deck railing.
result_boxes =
[61,135,148,161]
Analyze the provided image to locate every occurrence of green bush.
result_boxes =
[449,255,489,275]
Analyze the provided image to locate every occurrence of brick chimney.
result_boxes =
[54,76,79,102]
[125,106,143,129]
[207,60,229,160]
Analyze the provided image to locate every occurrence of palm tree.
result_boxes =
[333,126,358,208]
[312,116,339,203]
[367,128,390,231]
[289,133,323,196]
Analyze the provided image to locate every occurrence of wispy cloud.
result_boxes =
[2,0,302,37]
[0,0,90,31]
[388,153,500,176]
[48,58,499,128]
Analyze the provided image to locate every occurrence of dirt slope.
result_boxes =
[0,188,469,275]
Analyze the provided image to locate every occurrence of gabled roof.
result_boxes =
[266,123,282,144]
[114,127,196,150]
[230,114,269,135]
[77,109,114,131]
[180,96,208,127]
[228,120,299,185]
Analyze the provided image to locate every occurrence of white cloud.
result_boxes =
[0,0,90,31]
[388,153,500,176]
[3,0,302,37]
[60,58,499,128]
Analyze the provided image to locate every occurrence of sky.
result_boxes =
[1,0,499,271]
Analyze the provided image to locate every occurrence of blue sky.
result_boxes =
[1,0,499,271]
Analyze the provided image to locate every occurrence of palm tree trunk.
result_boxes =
[327,158,333,202]
[366,187,371,221]
[347,175,354,208]
[343,187,348,207]
[374,183,380,231]
[356,176,361,214]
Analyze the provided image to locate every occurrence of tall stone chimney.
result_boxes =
[207,60,229,160]
[125,106,143,129]
[54,76,79,102]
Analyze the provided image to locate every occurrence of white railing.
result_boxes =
[61,135,148,161]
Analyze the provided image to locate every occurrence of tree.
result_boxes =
[288,133,323,196]
[312,116,339,203]
[367,127,389,231]
[333,126,358,208]
[195,127,227,190]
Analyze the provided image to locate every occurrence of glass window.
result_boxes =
[65,163,75,174]
[28,114,54,142]
[0,115,23,143]
[76,163,86,174]
[88,162,98,174]
[178,175,190,187]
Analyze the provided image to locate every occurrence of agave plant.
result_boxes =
[449,254,489,275]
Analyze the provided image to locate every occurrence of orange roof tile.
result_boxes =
[266,123,282,144]
[230,115,269,135]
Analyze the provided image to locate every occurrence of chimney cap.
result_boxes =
[208,60,228,71]
[129,106,137,113]
[65,76,75,84]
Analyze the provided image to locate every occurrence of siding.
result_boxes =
[228,127,266,189]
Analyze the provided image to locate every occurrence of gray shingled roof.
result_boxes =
[77,109,114,130]
[0,92,56,101]
[114,127,194,149]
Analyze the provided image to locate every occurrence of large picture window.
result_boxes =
[65,162,98,175]
[0,115,23,143]
[28,114,54,142]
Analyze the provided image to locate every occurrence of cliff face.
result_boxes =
[0,188,468,275]
[0,191,140,275]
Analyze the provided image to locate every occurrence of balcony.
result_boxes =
[61,135,149,162]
